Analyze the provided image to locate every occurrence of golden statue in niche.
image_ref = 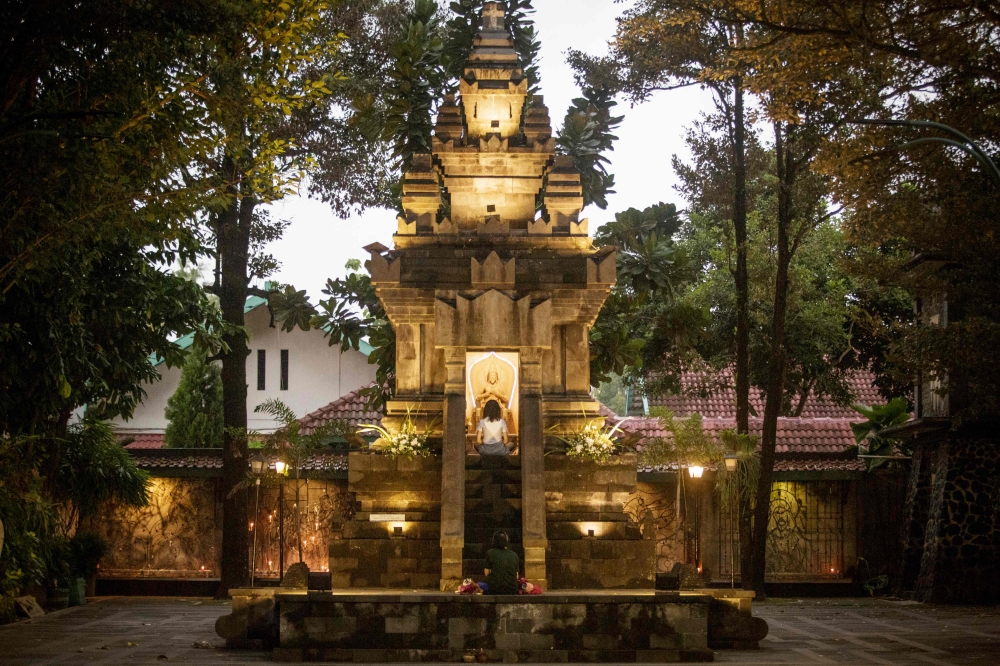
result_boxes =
[470,356,514,408]
[466,352,519,446]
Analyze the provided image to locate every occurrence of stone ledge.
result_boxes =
[276,592,713,662]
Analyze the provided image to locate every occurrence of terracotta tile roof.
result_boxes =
[129,448,349,473]
[619,416,858,456]
[773,458,866,472]
[130,449,223,469]
[299,386,383,434]
[632,369,883,419]
[639,457,865,474]
[120,433,166,450]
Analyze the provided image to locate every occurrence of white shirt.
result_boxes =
[477,418,508,445]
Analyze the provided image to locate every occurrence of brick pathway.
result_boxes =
[0,597,997,665]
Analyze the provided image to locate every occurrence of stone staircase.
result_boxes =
[462,455,523,580]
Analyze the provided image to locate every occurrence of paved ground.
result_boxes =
[0,597,997,665]
[718,598,1000,665]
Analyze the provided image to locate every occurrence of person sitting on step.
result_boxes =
[475,399,511,456]
[483,530,519,595]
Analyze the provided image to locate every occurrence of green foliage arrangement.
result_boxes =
[164,346,224,449]
[60,416,150,524]
[0,417,149,620]
[555,86,624,210]
[849,398,911,471]
[590,202,701,387]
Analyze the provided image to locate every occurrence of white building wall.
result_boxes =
[112,303,376,435]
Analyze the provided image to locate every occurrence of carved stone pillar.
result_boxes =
[440,348,467,590]
[519,349,547,585]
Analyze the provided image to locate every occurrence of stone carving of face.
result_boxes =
[487,369,499,385]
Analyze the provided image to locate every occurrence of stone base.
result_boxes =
[899,433,1000,604]
[685,590,767,650]
[217,588,303,649]
[276,591,713,662]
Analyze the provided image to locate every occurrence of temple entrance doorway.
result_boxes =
[465,351,519,454]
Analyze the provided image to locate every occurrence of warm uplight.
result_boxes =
[831,568,836,574]
[688,465,704,479]
[274,460,287,475]
[393,525,404,536]
[249,522,254,531]
[580,523,601,538]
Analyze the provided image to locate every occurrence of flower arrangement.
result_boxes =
[359,410,432,458]
[558,417,629,462]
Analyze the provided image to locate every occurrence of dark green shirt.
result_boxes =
[484,548,519,595]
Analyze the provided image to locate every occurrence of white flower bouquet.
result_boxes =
[559,418,628,463]
[359,411,431,458]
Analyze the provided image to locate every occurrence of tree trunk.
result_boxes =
[749,122,794,596]
[217,186,255,597]
[731,79,755,589]
[733,80,750,438]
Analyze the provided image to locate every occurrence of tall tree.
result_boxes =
[569,0,754,436]
[164,346,224,449]
[590,202,701,388]
[686,0,1000,423]
[166,0,342,594]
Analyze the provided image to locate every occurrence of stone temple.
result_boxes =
[330,0,654,593]
[216,6,768,661]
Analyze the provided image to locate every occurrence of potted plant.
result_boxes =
[68,533,108,601]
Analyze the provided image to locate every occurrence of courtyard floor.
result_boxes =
[0,596,997,665]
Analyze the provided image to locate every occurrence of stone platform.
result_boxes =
[272,590,714,663]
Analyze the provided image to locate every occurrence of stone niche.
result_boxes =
[545,454,656,589]
[329,453,443,589]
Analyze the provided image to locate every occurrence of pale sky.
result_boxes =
[262,0,715,299]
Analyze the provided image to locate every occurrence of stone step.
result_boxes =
[464,527,522,545]
[464,482,522,499]
[462,514,523,531]
[466,469,522,484]
[465,497,522,514]
[465,455,521,471]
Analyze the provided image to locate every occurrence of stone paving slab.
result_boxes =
[715,598,1000,665]
[0,597,267,666]
[0,597,997,665]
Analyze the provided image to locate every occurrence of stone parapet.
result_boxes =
[330,454,443,589]
[544,454,656,589]
[273,591,713,663]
